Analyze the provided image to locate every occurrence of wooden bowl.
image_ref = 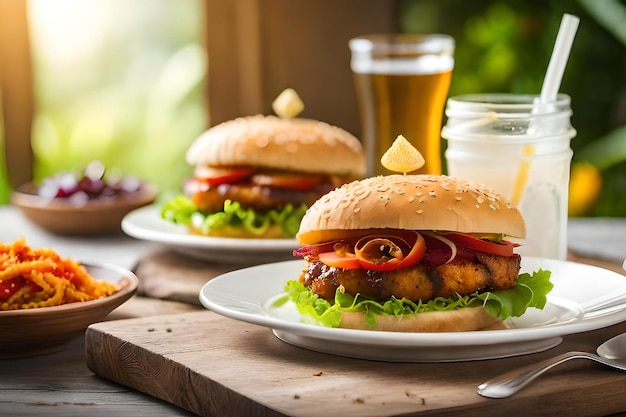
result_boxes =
[0,262,138,359]
[11,182,158,235]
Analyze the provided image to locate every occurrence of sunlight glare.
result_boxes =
[28,0,113,64]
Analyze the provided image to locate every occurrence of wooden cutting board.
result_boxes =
[85,311,626,417]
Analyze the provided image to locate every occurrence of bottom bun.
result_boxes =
[339,307,508,332]
[189,224,287,239]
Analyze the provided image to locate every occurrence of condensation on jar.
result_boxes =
[441,93,576,260]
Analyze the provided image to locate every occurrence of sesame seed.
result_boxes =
[455,196,462,201]
[354,207,361,213]
[416,209,423,214]
[429,190,436,197]
[275,133,289,145]
[408,196,415,203]
[255,137,270,147]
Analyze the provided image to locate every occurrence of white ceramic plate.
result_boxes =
[121,205,298,263]
[200,258,626,362]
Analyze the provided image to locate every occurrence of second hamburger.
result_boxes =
[161,114,366,238]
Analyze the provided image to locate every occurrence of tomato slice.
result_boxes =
[396,232,426,268]
[355,237,403,271]
[251,173,323,191]
[303,232,426,271]
[355,232,426,271]
[357,258,401,272]
[0,276,41,302]
[318,251,361,269]
[194,166,254,187]
[444,233,518,257]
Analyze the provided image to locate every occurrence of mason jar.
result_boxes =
[441,93,576,260]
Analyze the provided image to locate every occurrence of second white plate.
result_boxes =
[122,205,298,264]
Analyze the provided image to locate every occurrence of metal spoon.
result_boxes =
[477,332,626,398]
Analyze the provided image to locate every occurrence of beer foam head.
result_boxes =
[351,54,454,75]
[350,34,455,75]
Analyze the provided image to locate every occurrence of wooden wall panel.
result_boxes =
[0,0,34,187]
[204,0,399,137]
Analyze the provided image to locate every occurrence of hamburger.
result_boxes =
[287,174,553,332]
[161,114,366,238]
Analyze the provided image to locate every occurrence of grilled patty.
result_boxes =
[191,184,325,212]
[300,252,521,303]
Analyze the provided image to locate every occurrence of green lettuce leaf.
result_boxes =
[283,268,553,328]
[160,195,307,238]
[160,195,197,225]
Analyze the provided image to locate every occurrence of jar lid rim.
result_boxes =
[446,93,571,111]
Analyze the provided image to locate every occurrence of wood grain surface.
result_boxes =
[85,310,626,417]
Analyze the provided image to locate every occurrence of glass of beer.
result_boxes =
[349,34,455,176]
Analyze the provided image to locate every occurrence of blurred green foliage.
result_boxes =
[401,0,626,216]
[0,100,9,203]
[18,0,207,204]
[1,0,624,216]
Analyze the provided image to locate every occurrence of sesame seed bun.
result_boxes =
[297,174,526,245]
[186,115,366,178]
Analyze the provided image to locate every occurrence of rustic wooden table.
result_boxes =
[1,205,625,416]
[86,311,626,417]
[1,331,198,416]
[1,205,202,416]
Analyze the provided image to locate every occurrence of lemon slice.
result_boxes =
[272,88,304,119]
[381,135,425,174]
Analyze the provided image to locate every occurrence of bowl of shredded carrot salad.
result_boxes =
[0,239,138,358]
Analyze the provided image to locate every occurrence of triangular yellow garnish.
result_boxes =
[381,135,425,174]
[272,88,304,119]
